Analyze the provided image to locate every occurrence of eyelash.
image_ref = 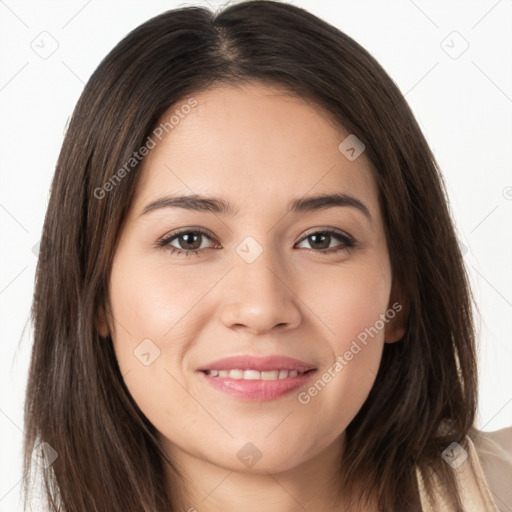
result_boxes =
[156,227,356,257]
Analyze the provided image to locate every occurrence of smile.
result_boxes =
[204,369,307,380]
[199,367,317,401]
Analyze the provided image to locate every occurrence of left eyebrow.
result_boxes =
[139,192,372,223]
[291,193,372,223]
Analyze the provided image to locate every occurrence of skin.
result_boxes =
[97,82,406,512]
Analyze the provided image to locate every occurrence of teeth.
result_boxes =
[244,370,261,380]
[205,369,305,380]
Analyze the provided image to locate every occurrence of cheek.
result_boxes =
[302,258,391,352]
[106,257,200,432]
[294,260,390,416]
[107,254,224,426]
[107,254,215,366]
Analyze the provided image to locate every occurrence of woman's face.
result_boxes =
[98,82,405,475]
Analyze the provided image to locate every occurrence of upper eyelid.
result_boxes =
[160,227,217,244]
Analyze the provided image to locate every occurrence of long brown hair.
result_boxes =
[22,1,478,510]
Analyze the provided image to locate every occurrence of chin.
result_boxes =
[210,437,315,475]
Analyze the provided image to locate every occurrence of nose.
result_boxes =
[219,243,302,335]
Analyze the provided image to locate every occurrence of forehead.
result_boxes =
[130,82,379,221]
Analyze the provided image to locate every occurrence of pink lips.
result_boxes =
[197,355,317,401]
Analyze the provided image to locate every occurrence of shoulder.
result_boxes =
[469,425,512,511]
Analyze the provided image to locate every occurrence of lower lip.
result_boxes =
[199,370,317,401]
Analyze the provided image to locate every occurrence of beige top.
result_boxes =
[416,426,512,511]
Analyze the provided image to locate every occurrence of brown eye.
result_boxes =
[173,232,203,251]
[296,230,355,254]
[157,229,217,257]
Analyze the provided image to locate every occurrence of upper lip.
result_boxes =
[197,355,316,373]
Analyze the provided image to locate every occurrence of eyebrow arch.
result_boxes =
[140,192,372,222]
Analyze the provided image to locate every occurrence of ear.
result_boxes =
[384,280,408,344]
[96,303,111,338]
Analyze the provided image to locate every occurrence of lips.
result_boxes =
[197,355,317,401]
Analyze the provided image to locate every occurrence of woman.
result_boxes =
[23,1,512,511]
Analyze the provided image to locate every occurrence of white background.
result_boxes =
[1,1,511,510]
